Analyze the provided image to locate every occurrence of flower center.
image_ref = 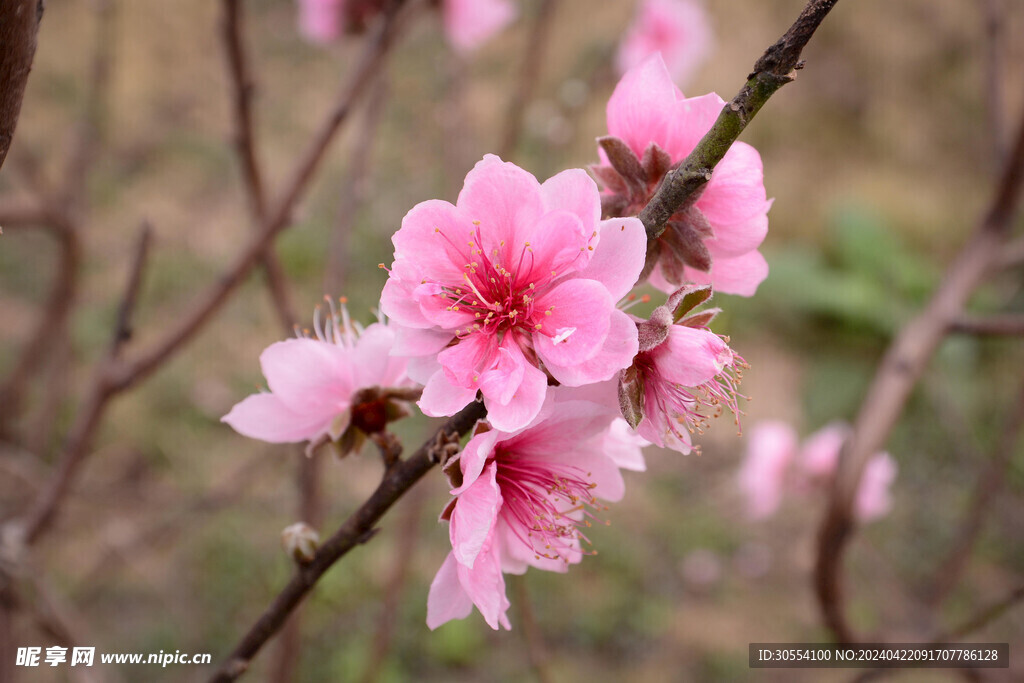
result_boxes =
[495,455,607,564]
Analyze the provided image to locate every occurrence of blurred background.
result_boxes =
[1,0,1022,680]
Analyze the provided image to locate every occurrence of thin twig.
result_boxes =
[108,0,416,395]
[814,105,1024,644]
[20,225,153,544]
[208,401,486,683]
[497,0,560,159]
[221,0,297,333]
[638,0,841,240]
[925,381,1024,606]
[935,583,1024,642]
[949,314,1024,336]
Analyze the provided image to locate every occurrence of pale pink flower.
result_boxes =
[381,154,647,432]
[736,420,898,523]
[222,302,410,452]
[297,0,344,44]
[427,393,633,630]
[736,421,798,519]
[444,0,517,53]
[596,54,771,296]
[616,0,713,86]
[627,322,743,454]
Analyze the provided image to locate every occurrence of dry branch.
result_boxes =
[814,105,1024,643]
[0,0,42,172]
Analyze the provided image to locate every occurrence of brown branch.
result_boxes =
[814,105,1024,644]
[0,0,42,172]
[935,583,1024,642]
[20,224,153,544]
[497,0,560,159]
[108,1,414,395]
[208,400,486,683]
[0,214,80,435]
[925,381,1024,606]
[949,313,1024,336]
[638,0,840,240]
[997,234,1024,268]
[221,0,297,333]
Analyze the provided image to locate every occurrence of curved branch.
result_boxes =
[814,104,1024,643]
[208,401,486,683]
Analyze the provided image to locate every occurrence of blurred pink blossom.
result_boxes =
[444,0,517,52]
[616,0,713,86]
[297,0,516,51]
[222,303,409,452]
[737,420,898,523]
[427,392,635,630]
[598,54,771,296]
[736,421,798,519]
[381,154,646,432]
[297,0,345,44]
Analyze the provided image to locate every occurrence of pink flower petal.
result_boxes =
[221,393,338,444]
[606,54,685,159]
[456,428,501,494]
[426,552,475,630]
[482,344,548,432]
[798,422,849,479]
[532,279,613,369]
[539,168,601,242]
[615,0,714,87]
[542,308,638,386]
[297,0,343,44]
[454,532,511,629]
[260,338,354,413]
[451,462,502,568]
[655,325,731,387]
[457,155,544,262]
[577,217,647,302]
[855,452,897,522]
[669,248,769,297]
[418,370,477,418]
[603,418,649,472]
[393,199,478,283]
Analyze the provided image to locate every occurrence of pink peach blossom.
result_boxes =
[427,393,634,630]
[616,0,713,86]
[736,421,799,519]
[597,54,771,296]
[222,303,409,451]
[629,323,743,454]
[856,452,897,522]
[381,154,646,432]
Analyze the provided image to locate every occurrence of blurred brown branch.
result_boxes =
[814,103,1024,644]
[20,223,153,545]
[0,0,42,172]
[949,313,1024,336]
[497,0,560,160]
[221,0,297,333]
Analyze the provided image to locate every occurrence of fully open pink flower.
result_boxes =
[597,54,771,296]
[427,393,635,630]
[382,154,646,432]
[616,0,713,86]
[737,421,798,519]
[222,304,409,451]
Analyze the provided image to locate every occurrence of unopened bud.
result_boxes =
[282,522,319,565]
